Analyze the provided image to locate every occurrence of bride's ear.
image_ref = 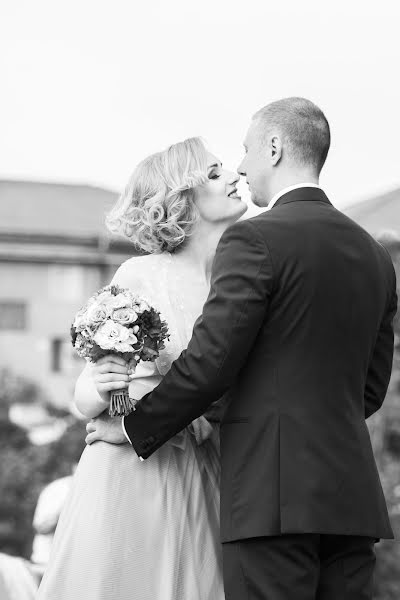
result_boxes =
[270,135,282,166]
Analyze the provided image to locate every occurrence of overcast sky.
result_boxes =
[1,0,399,216]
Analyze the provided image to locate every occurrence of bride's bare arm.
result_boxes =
[74,356,130,419]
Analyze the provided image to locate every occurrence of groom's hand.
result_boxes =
[85,412,128,446]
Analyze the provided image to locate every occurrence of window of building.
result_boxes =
[0,302,27,330]
[51,338,63,372]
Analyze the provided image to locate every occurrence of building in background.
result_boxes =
[0,180,137,410]
[345,188,400,236]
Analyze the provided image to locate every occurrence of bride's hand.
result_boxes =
[91,355,131,404]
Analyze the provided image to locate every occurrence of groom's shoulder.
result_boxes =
[222,212,281,245]
[236,210,282,237]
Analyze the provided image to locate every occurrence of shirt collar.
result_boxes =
[267,183,322,211]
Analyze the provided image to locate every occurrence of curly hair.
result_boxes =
[106,137,209,254]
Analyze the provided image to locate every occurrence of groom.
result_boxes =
[90,98,396,599]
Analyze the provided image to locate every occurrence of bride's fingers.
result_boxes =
[96,373,130,383]
[95,363,129,375]
[96,356,128,368]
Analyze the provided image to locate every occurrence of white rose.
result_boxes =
[138,300,151,312]
[73,308,88,330]
[95,291,113,304]
[114,341,135,353]
[86,302,108,324]
[94,320,137,351]
[112,307,138,325]
[105,293,133,313]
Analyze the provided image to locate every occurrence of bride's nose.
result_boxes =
[227,171,240,186]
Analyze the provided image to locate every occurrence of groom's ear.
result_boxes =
[270,135,282,166]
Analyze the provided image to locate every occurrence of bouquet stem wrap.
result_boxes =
[109,389,137,417]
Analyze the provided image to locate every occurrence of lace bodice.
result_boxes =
[113,252,209,375]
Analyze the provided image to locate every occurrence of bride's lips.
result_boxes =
[228,188,241,200]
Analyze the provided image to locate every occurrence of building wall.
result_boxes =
[0,261,119,409]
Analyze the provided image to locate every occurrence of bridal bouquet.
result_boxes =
[71,284,169,416]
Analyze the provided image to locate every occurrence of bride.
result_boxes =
[36,137,247,600]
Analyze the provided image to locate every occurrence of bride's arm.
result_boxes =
[74,358,130,419]
[74,363,107,419]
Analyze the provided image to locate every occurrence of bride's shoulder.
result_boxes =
[110,253,166,290]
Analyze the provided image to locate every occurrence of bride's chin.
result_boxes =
[226,205,248,226]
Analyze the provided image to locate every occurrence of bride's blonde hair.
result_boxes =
[106,137,209,254]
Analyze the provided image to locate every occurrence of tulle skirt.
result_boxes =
[36,428,224,600]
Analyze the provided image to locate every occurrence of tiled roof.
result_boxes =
[344,188,400,235]
[2,179,398,241]
[0,180,119,237]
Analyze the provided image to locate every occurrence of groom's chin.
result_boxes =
[251,192,270,208]
[251,195,262,207]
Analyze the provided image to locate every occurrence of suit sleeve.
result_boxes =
[124,218,274,458]
[365,258,398,419]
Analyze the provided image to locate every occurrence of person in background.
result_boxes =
[31,466,76,574]
[0,552,38,600]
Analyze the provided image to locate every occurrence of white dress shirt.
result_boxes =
[266,183,322,211]
[122,416,131,443]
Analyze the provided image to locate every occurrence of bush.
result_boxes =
[0,421,41,558]
[0,415,87,559]
[373,443,400,598]
[0,369,47,412]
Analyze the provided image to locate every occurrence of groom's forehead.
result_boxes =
[243,123,257,146]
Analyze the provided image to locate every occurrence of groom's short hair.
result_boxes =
[253,97,330,173]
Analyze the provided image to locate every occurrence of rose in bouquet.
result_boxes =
[71,284,169,416]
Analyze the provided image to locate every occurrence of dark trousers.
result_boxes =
[222,534,377,600]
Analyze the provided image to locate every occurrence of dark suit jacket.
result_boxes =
[125,187,397,542]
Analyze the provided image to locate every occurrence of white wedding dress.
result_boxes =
[37,253,224,600]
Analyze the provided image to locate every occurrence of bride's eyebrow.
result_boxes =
[207,162,222,171]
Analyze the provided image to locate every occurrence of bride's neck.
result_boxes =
[173,221,230,286]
